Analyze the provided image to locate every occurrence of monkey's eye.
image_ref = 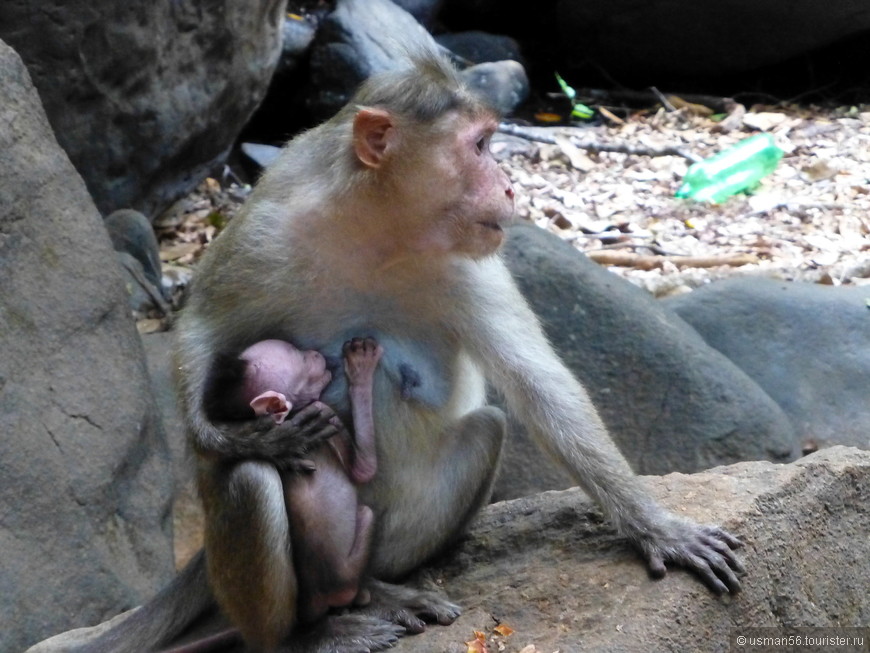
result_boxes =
[475,136,488,154]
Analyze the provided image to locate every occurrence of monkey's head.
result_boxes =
[345,55,516,260]
[240,340,332,410]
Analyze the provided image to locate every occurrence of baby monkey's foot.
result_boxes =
[343,337,384,385]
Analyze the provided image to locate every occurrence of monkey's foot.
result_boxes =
[342,338,384,385]
[630,515,745,595]
[359,579,462,634]
[287,613,404,653]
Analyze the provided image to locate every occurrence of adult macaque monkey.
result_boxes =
[64,51,743,653]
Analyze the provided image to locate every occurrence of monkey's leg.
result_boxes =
[363,406,507,632]
[437,405,508,538]
[200,460,297,652]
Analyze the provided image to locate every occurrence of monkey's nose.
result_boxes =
[505,186,515,200]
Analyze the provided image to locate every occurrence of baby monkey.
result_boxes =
[207,337,382,623]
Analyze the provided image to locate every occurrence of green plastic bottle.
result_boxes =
[675,133,784,203]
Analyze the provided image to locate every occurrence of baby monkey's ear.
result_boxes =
[249,391,292,424]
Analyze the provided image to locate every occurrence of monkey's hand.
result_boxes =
[627,513,744,595]
[343,337,384,386]
[215,401,342,469]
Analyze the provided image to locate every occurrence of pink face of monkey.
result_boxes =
[240,340,332,411]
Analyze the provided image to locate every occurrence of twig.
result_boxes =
[585,251,759,270]
[498,123,701,162]
[650,86,677,112]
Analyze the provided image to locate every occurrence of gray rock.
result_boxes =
[663,277,870,452]
[28,443,870,653]
[394,446,870,652]
[494,224,797,500]
[435,31,524,64]
[309,0,440,118]
[0,1,286,218]
[105,210,163,293]
[0,39,174,652]
[106,209,168,315]
[459,60,529,115]
[140,332,190,488]
[389,0,445,29]
[115,252,169,317]
[241,142,283,170]
[279,13,318,73]
[308,0,529,118]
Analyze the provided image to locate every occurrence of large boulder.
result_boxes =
[0,40,174,652]
[308,0,527,120]
[393,446,870,652]
[663,277,870,452]
[0,0,286,218]
[494,224,797,499]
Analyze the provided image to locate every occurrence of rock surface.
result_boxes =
[664,277,870,452]
[0,0,286,218]
[309,0,437,118]
[494,224,798,499]
[0,39,174,652]
[308,0,528,119]
[393,446,870,652]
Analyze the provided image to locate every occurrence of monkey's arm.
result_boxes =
[342,338,383,484]
[190,401,342,470]
[174,327,342,467]
[459,258,743,593]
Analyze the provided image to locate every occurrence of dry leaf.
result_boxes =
[553,135,596,172]
[466,630,488,653]
[160,242,201,262]
[666,95,714,117]
[494,624,515,637]
[598,106,625,125]
[743,111,788,131]
[801,160,838,182]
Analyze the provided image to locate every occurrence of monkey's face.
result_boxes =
[399,113,516,260]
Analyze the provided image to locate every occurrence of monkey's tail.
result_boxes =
[71,550,214,653]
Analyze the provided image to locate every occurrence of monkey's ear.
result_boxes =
[353,108,395,168]
[250,391,292,424]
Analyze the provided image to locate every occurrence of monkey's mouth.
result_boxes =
[477,221,503,232]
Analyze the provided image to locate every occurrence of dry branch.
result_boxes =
[586,251,759,270]
[498,123,700,162]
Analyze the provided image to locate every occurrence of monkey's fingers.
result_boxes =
[638,520,744,594]
[342,338,367,356]
[705,525,744,550]
[646,551,667,579]
[264,402,341,462]
[699,531,746,574]
[287,401,339,434]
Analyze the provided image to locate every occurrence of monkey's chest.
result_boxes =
[274,280,474,413]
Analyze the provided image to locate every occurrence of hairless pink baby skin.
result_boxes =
[241,337,381,483]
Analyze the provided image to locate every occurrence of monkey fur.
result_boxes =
[69,49,743,653]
